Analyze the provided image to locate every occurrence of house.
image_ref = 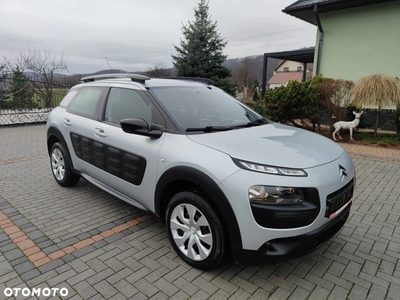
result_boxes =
[282,0,400,122]
[282,0,400,82]
[268,60,313,88]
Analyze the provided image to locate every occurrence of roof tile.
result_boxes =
[268,72,312,84]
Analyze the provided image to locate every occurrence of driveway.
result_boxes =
[0,124,399,300]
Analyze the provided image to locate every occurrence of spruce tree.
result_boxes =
[11,67,35,109]
[172,0,234,94]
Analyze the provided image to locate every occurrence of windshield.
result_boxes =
[151,86,269,131]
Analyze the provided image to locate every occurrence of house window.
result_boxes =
[297,66,302,71]
[283,67,289,72]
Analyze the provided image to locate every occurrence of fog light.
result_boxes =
[249,185,304,205]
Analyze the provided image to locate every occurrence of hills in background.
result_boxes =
[49,54,282,87]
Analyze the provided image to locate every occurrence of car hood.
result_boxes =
[187,123,344,169]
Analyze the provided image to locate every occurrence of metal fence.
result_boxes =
[0,78,71,126]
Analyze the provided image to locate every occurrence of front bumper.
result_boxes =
[231,201,351,264]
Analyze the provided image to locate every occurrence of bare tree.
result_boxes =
[64,74,83,86]
[0,64,9,105]
[146,62,170,77]
[4,46,68,107]
[234,56,255,91]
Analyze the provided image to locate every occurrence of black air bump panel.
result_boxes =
[123,153,145,185]
[70,133,146,185]
[108,147,121,177]
[81,137,92,163]
[93,142,105,170]
[71,133,82,159]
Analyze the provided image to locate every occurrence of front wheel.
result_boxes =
[166,191,226,269]
[50,142,80,187]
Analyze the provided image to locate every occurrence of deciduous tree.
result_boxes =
[235,57,255,90]
[0,64,9,106]
[352,74,400,137]
[320,78,354,128]
[4,46,68,107]
[146,62,171,77]
[252,79,260,100]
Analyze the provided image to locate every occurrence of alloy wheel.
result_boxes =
[51,148,65,182]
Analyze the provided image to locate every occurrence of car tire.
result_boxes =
[166,191,226,269]
[50,142,80,187]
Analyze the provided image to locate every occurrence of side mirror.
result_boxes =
[121,118,164,139]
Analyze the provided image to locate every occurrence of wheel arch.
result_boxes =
[155,166,242,249]
[47,126,75,170]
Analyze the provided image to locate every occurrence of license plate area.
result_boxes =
[326,180,354,217]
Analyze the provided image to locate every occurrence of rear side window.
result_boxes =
[67,87,106,118]
[59,89,78,108]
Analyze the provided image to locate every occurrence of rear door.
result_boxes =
[62,85,108,173]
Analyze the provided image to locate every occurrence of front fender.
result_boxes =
[155,166,242,249]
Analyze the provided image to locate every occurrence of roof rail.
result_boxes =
[162,77,214,85]
[80,73,151,83]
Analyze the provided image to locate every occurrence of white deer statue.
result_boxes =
[332,111,363,141]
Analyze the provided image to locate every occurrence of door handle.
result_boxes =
[63,118,71,126]
[94,128,107,137]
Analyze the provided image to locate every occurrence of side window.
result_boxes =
[59,89,78,108]
[104,88,152,126]
[68,87,104,118]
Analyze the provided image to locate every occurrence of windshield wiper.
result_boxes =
[186,126,232,133]
[231,121,264,129]
[186,121,267,133]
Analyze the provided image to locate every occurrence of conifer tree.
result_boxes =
[172,0,234,94]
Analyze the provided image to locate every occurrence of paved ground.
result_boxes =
[0,124,399,300]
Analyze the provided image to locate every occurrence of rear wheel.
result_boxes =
[50,142,80,187]
[166,191,226,269]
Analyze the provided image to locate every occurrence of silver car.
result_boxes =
[46,74,354,269]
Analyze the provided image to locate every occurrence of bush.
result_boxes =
[396,104,400,140]
[264,81,319,129]
[253,101,268,118]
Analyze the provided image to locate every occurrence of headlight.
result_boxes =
[233,158,307,177]
[249,185,304,205]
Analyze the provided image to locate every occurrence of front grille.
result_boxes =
[325,180,354,217]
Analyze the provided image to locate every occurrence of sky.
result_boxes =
[0,0,317,75]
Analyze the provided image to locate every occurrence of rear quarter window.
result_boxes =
[67,87,106,119]
[59,89,79,107]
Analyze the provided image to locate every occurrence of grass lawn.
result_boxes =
[354,132,400,147]
[317,126,400,148]
[2,88,68,109]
